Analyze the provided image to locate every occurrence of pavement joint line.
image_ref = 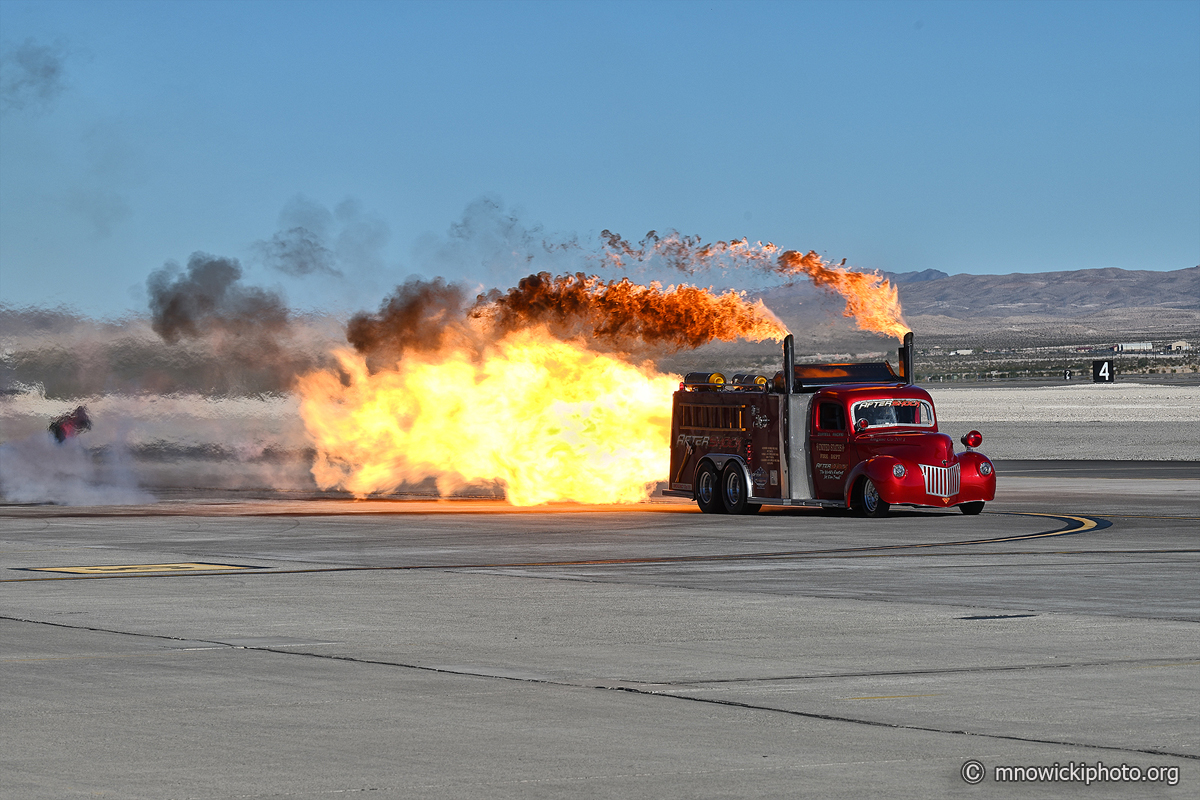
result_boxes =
[845,694,941,700]
[1090,514,1200,520]
[0,512,1115,582]
[601,686,1200,761]
[4,613,1196,762]
[5,611,1196,687]
[191,764,816,798]
[611,656,1200,686]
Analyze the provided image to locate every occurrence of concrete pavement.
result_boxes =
[2,468,1196,798]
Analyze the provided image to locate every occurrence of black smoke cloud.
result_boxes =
[253,195,389,278]
[144,252,325,393]
[345,277,468,368]
[0,38,67,112]
[147,252,289,343]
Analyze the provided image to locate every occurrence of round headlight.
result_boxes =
[892,463,906,478]
[979,461,993,476]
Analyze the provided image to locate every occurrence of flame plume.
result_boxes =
[473,272,788,352]
[599,231,911,341]
[297,231,911,505]
[297,328,677,505]
[296,274,785,504]
[776,250,910,339]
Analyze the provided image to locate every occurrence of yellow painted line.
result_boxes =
[24,562,256,575]
[2,512,1107,582]
[845,694,940,700]
[983,512,1099,539]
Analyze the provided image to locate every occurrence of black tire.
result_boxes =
[853,477,890,518]
[720,463,753,515]
[696,462,723,514]
[959,501,985,515]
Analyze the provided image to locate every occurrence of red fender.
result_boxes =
[843,455,910,506]
[952,451,998,502]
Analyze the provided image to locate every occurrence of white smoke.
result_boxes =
[0,430,153,506]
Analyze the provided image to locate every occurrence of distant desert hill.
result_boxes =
[753,265,1199,351]
[4,267,1197,394]
[889,265,1197,316]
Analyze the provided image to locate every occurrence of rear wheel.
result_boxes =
[696,462,723,514]
[959,501,985,515]
[721,463,755,515]
[853,477,890,518]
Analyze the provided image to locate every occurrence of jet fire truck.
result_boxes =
[662,334,996,516]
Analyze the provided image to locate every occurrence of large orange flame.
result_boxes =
[296,327,677,505]
[599,231,911,341]
[297,275,787,505]
[776,250,910,339]
[474,272,788,351]
[297,247,907,505]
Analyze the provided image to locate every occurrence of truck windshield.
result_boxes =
[851,398,935,429]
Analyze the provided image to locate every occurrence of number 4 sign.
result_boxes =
[1092,359,1114,382]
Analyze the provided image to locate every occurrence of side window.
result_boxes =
[818,402,846,431]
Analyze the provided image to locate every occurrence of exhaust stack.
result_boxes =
[783,335,795,394]
[898,332,914,384]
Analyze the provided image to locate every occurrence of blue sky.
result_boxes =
[1,0,1197,317]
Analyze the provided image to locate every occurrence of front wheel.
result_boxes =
[853,477,890,518]
[696,462,723,514]
[959,501,985,515]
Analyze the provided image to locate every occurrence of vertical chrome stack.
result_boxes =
[899,332,915,384]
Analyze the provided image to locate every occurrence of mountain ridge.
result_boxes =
[753,265,1199,349]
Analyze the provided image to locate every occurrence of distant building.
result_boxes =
[1169,340,1192,351]
[950,349,973,356]
[1115,342,1153,352]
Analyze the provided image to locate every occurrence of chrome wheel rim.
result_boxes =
[725,471,742,506]
[698,470,715,505]
[863,480,880,513]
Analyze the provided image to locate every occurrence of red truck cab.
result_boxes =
[663,334,996,517]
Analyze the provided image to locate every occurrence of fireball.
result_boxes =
[297,243,911,506]
[298,327,680,505]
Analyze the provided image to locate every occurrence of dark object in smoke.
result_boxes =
[347,278,468,364]
[0,39,67,111]
[599,229,779,274]
[49,406,91,443]
[147,252,290,343]
[255,226,339,277]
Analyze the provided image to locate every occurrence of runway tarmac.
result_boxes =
[2,464,1197,798]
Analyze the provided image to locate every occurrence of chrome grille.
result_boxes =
[921,463,960,498]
